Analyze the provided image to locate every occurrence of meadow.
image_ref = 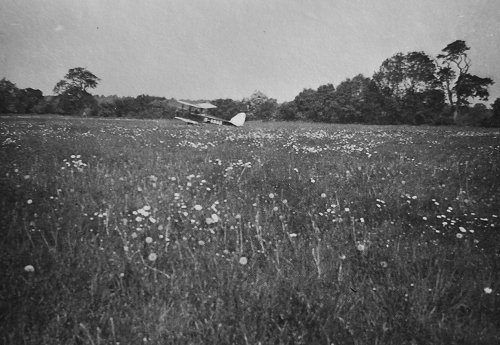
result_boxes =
[1,115,499,345]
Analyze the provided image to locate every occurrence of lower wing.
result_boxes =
[175,116,200,125]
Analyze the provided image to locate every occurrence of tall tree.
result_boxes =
[244,91,278,120]
[293,88,318,121]
[490,98,500,127]
[334,74,372,123]
[53,67,100,114]
[0,78,20,113]
[211,99,244,120]
[18,88,44,113]
[292,84,337,122]
[437,40,494,122]
[373,51,442,123]
[314,83,337,122]
[275,101,299,121]
[374,52,439,100]
[492,98,500,120]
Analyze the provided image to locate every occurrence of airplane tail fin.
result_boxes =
[229,112,246,127]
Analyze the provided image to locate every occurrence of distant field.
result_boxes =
[1,116,499,344]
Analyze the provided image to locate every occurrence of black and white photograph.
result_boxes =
[1,1,500,344]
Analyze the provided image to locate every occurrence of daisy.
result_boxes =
[148,253,157,262]
[356,243,366,252]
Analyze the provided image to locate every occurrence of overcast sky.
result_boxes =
[1,0,499,103]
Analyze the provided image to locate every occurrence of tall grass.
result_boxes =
[1,116,499,344]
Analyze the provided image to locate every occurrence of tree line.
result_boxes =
[1,40,499,126]
[275,40,498,126]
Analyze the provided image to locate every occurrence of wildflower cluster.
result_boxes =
[132,205,157,225]
[119,205,164,262]
[61,155,87,172]
[2,137,18,146]
[283,129,382,157]
[177,140,215,151]
[223,160,252,180]
[421,199,498,243]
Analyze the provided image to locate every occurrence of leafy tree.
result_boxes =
[334,74,373,123]
[487,98,500,127]
[293,88,318,121]
[314,83,337,122]
[244,91,278,120]
[54,67,100,94]
[361,79,401,124]
[334,74,408,124]
[437,40,494,122]
[95,94,171,118]
[211,98,244,120]
[113,97,140,117]
[96,102,116,118]
[135,94,160,111]
[373,51,442,124]
[149,98,176,119]
[0,78,20,113]
[492,98,500,120]
[18,88,44,113]
[0,78,45,113]
[374,52,438,99]
[292,84,337,122]
[275,101,299,121]
[258,98,279,121]
[455,74,493,103]
[459,103,491,126]
[53,67,100,114]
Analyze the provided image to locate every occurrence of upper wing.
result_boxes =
[176,100,217,109]
[195,102,217,109]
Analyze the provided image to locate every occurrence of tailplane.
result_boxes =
[229,112,246,127]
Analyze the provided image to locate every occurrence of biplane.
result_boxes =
[174,100,246,127]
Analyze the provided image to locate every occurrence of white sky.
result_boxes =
[1,0,499,103]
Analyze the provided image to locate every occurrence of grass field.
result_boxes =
[1,115,500,344]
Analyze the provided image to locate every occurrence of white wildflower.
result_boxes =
[24,265,35,273]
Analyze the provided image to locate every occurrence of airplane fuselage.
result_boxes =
[203,117,223,125]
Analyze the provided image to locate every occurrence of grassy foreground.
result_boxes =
[1,116,499,344]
